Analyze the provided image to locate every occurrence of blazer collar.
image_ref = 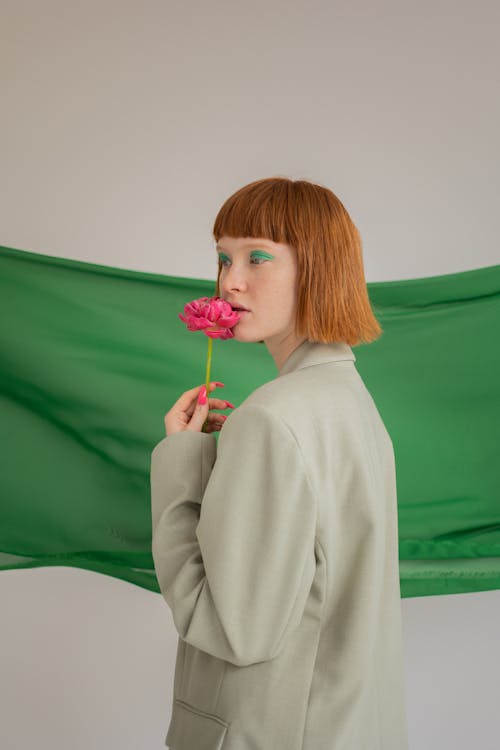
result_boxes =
[278,339,356,377]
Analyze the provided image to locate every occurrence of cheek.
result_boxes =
[265,289,295,320]
[274,276,297,306]
[256,270,297,309]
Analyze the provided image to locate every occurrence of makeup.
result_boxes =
[216,249,275,264]
[250,250,274,260]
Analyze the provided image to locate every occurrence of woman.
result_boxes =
[150,177,409,749]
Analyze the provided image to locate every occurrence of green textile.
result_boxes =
[1,244,499,597]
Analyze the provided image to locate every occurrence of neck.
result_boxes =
[265,333,308,372]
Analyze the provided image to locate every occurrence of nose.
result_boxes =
[220,264,248,295]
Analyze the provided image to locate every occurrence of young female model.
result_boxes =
[150,177,409,749]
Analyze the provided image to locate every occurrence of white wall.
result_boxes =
[1,2,499,748]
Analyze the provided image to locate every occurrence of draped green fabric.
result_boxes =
[1,244,499,597]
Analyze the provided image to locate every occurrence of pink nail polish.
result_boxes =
[225,401,235,408]
[214,381,225,387]
[198,386,207,405]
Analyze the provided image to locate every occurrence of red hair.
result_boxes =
[212,177,382,345]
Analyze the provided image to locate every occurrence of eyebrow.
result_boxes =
[215,242,274,253]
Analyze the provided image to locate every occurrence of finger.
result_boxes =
[204,413,227,432]
[185,384,210,432]
[184,397,234,418]
[207,413,228,423]
[175,382,224,411]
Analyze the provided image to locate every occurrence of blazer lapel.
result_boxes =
[278,340,356,377]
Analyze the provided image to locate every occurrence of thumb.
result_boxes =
[187,385,209,432]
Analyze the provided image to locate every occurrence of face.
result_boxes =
[216,236,300,347]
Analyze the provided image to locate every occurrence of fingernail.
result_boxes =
[214,381,225,387]
[221,415,228,421]
[198,386,207,405]
[224,401,235,408]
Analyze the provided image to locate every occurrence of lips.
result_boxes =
[228,303,250,312]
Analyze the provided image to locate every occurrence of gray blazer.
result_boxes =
[150,340,409,750]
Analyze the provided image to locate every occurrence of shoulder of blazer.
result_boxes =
[239,358,358,421]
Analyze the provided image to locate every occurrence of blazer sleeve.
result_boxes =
[150,404,317,667]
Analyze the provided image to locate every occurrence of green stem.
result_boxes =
[202,336,213,433]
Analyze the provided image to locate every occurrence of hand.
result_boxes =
[164,382,234,436]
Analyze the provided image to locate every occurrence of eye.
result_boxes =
[218,255,267,267]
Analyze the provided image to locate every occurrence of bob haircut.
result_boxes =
[212,176,382,346]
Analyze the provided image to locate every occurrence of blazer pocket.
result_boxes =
[166,698,230,750]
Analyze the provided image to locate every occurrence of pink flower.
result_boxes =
[178,296,241,340]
